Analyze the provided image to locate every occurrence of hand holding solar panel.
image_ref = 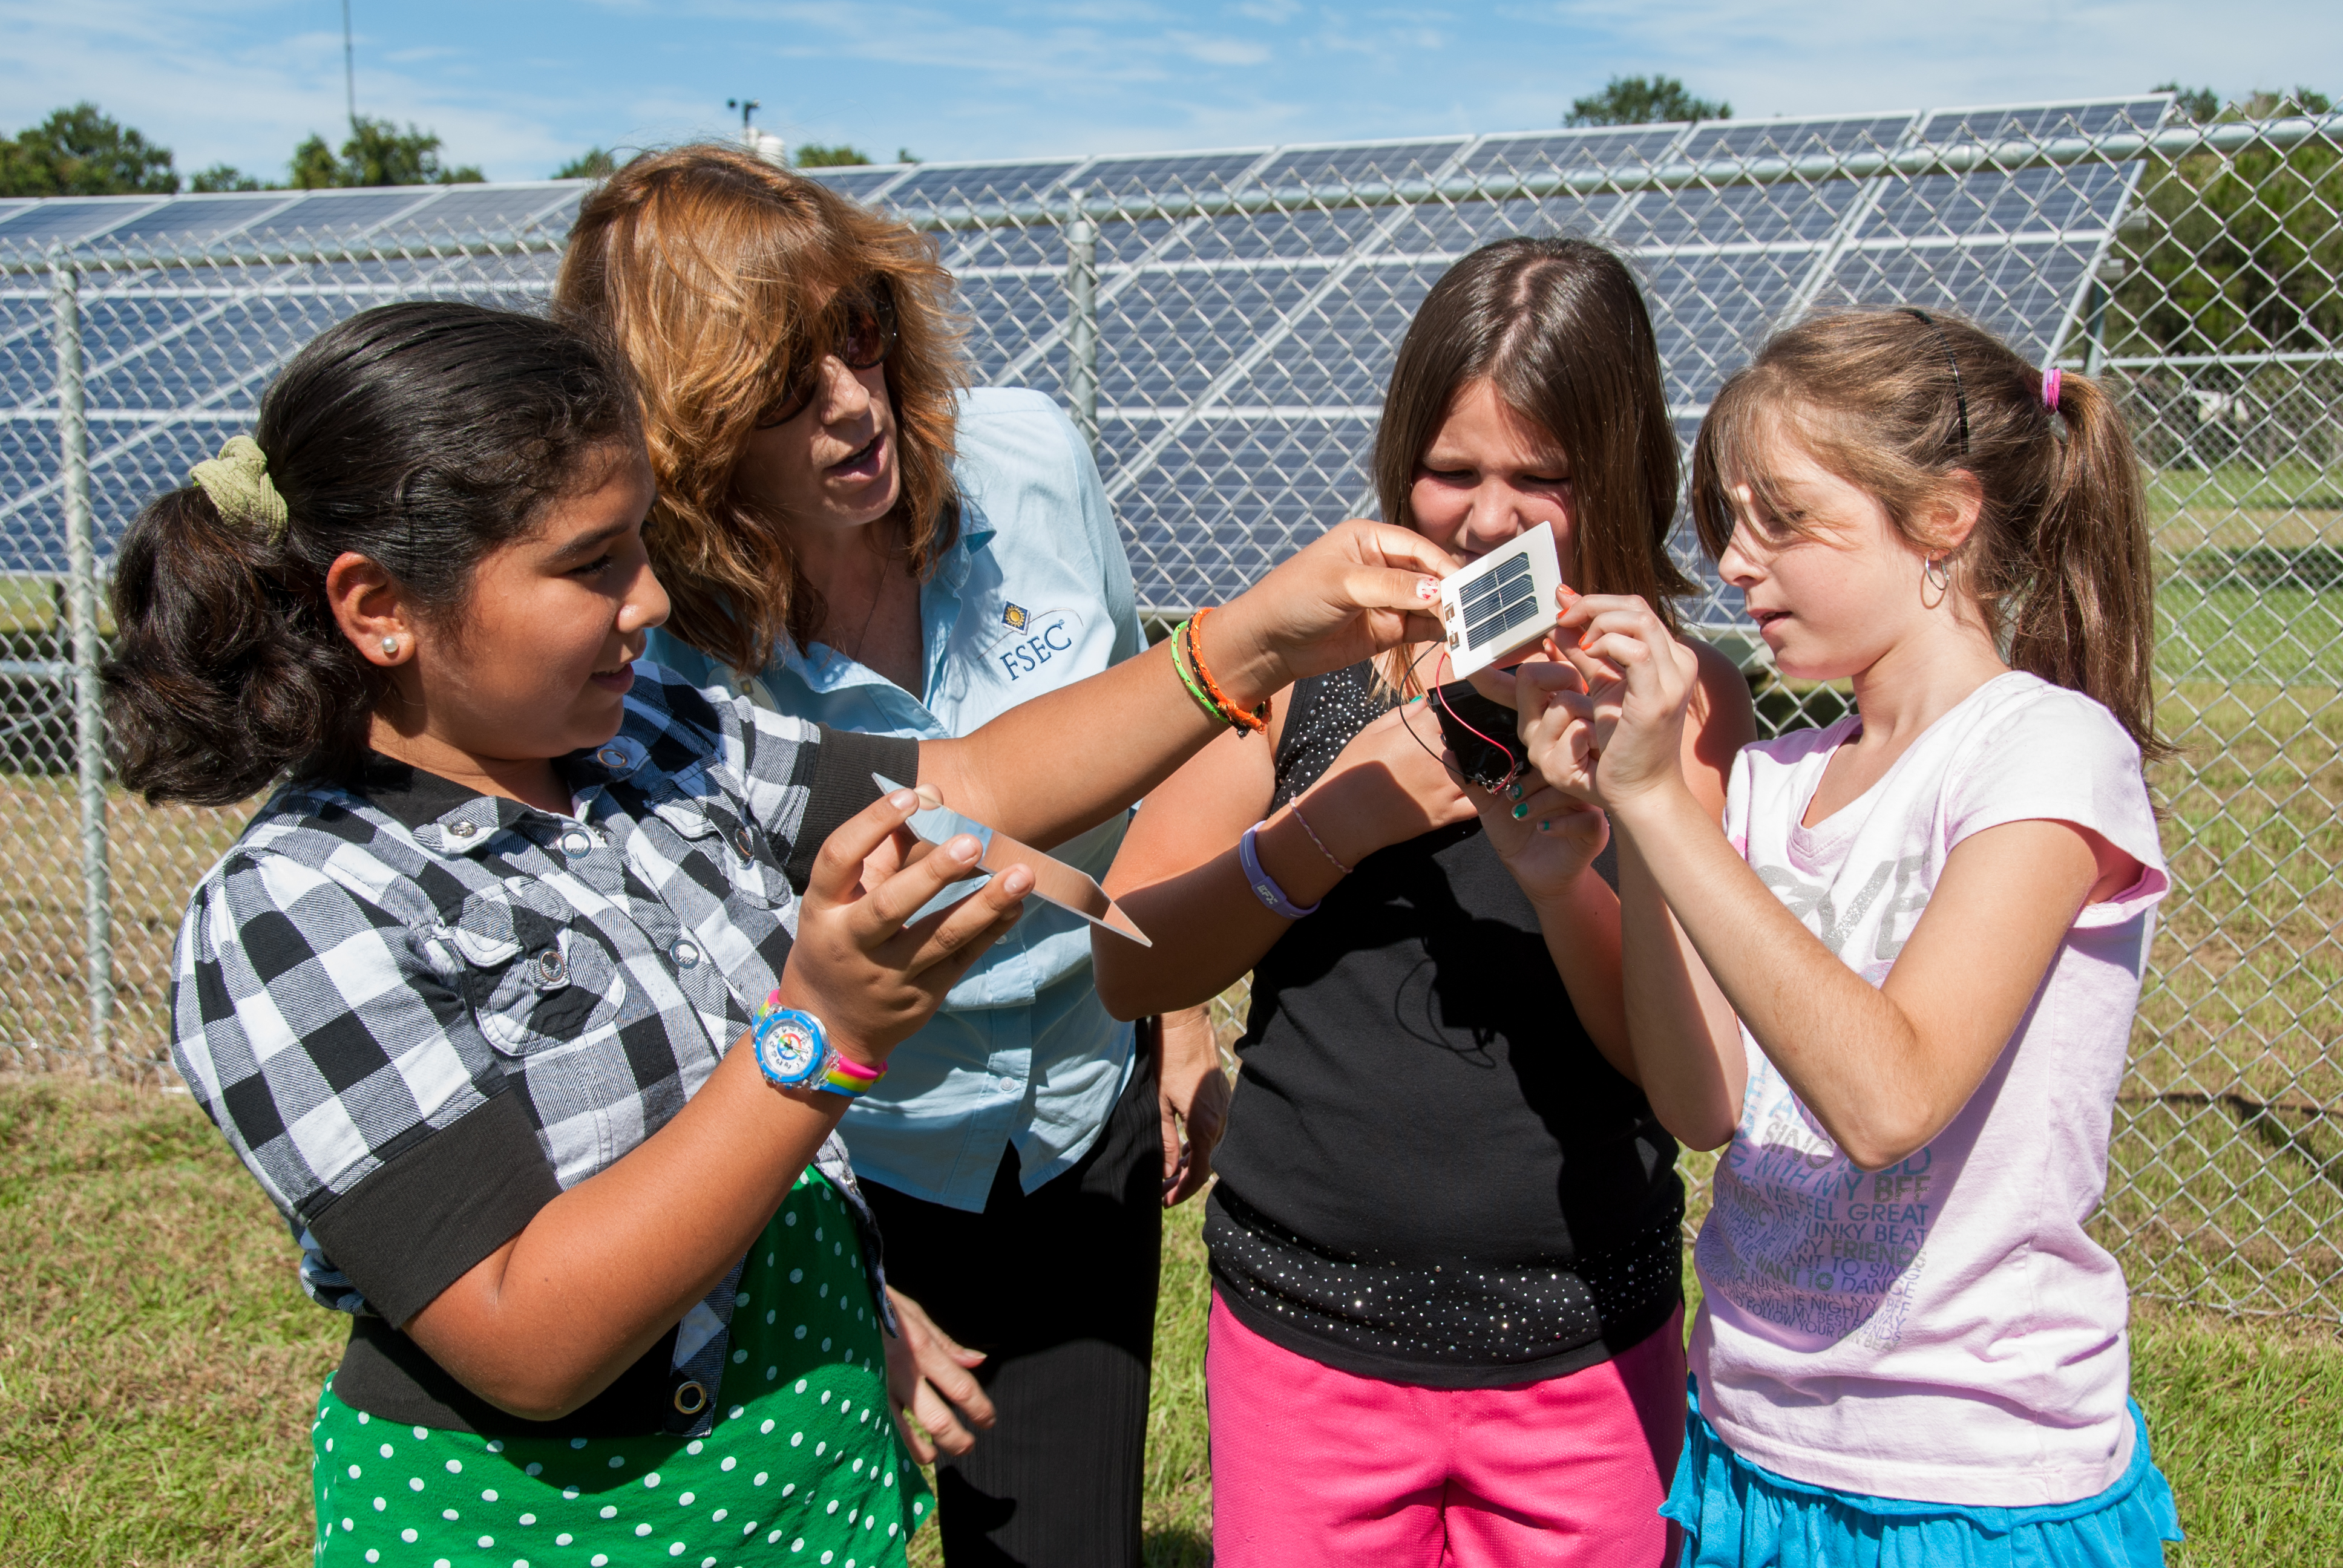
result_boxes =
[1435,521,1567,681]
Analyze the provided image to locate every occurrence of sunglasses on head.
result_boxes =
[755,280,899,430]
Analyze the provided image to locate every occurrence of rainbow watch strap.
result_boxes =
[752,990,886,1098]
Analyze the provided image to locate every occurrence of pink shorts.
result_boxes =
[1208,1293,1686,1568]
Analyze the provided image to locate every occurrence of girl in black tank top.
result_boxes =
[1093,238,1757,1566]
[1202,659,1682,1385]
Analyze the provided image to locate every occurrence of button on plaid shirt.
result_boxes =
[169,666,912,1423]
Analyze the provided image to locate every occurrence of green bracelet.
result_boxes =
[1168,619,1224,724]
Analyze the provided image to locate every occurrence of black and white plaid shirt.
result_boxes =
[169,664,913,1432]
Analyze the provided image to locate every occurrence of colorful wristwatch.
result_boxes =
[751,990,886,1098]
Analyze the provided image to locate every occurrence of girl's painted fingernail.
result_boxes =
[1506,782,1524,801]
[1512,803,1530,820]
[914,783,945,811]
[1416,577,1440,601]
[1578,632,1596,651]
[1556,584,1580,604]
[1538,820,1552,832]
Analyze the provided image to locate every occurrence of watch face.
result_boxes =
[756,1014,825,1086]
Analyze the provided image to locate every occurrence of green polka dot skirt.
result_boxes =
[311,1169,930,1567]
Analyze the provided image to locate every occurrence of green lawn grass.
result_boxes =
[0,1078,2334,1567]
[2158,583,2343,688]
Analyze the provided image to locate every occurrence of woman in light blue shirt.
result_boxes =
[558,144,1234,1567]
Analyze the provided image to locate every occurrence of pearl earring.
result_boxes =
[381,636,399,657]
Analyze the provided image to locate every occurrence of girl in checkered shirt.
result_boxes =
[104,300,1457,1566]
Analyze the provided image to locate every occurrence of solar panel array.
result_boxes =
[0,96,2168,626]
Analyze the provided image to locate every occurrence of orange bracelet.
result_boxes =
[1186,607,1269,734]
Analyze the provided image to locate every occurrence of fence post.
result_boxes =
[1064,188,1099,454]
[2085,257,2125,378]
[49,249,111,1063]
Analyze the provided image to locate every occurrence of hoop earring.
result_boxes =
[1920,556,1951,610]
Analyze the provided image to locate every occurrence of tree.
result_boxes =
[896,148,920,165]
[190,164,271,192]
[1566,74,1729,129]
[2104,85,2340,465]
[795,142,871,168]
[2155,82,2221,125]
[289,119,485,189]
[0,103,178,197]
[555,148,620,180]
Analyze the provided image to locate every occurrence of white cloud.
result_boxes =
[1169,31,1273,67]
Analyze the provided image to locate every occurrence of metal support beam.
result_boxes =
[49,250,111,1063]
[1063,189,1099,454]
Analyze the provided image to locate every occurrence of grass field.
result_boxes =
[0,462,2335,1560]
[0,1077,2333,1567]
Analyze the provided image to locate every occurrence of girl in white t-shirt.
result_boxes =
[1509,308,2184,1565]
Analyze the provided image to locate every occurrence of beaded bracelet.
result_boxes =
[1238,823,1320,919]
[1185,607,1269,734]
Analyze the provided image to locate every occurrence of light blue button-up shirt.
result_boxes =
[646,387,1145,1211]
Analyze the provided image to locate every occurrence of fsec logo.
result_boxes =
[989,606,1081,682]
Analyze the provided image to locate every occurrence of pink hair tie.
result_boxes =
[2042,368,2063,411]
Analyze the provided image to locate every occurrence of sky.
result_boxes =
[2,1,2339,184]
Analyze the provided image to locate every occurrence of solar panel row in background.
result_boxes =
[0,96,2168,626]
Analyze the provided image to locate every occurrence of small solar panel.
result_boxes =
[1438,523,1564,678]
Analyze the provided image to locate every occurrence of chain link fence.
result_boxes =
[0,99,2335,1321]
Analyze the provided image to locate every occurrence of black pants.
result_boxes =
[864,1048,1162,1568]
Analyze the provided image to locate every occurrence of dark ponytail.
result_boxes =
[1692,309,2168,760]
[105,302,642,806]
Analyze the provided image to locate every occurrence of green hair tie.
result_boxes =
[189,435,289,543]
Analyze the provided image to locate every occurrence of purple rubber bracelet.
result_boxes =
[1239,823,1320,920]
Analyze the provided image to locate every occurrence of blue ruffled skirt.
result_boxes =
[1663,1382,2183,1567]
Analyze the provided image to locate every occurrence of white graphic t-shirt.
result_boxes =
[1690,672,2169,1508]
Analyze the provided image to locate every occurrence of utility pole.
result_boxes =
[342,0,358,127]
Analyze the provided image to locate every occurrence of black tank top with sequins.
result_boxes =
[1205,661,1684,1388]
